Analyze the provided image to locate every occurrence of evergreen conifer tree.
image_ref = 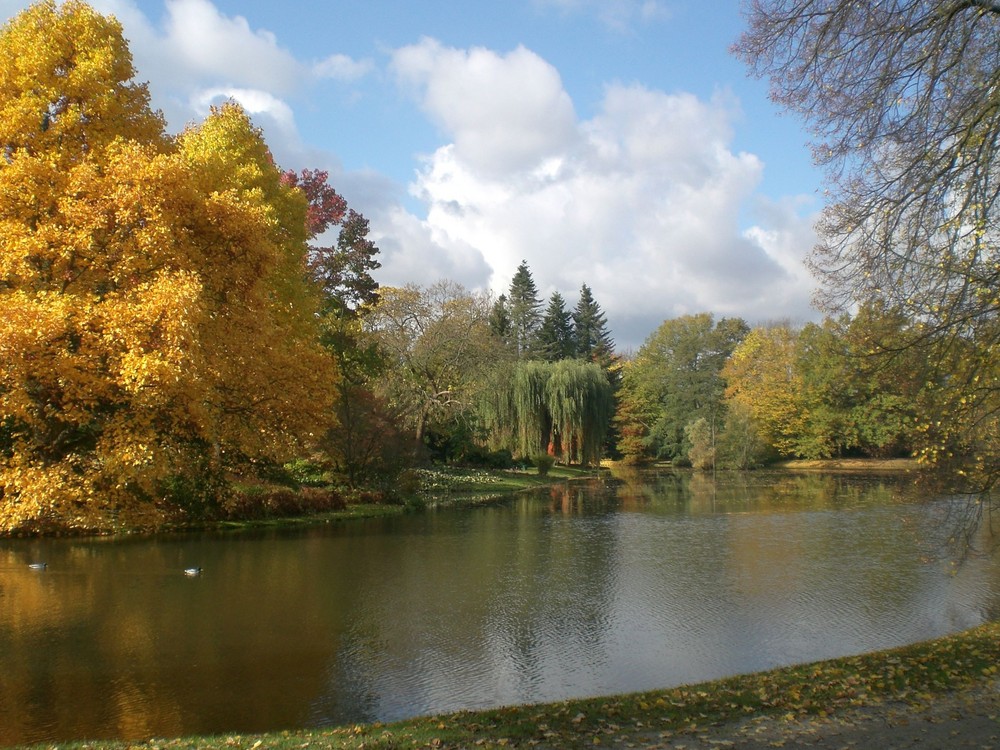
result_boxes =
[538,292,576,362]
[573,284,614,366]
[489,293,513,345]
[507,260,542,358]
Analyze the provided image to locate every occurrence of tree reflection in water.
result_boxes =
[0,471,997,746]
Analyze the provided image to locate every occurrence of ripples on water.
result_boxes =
[1,471,998,746]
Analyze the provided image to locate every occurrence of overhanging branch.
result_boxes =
[964,0,1000,15]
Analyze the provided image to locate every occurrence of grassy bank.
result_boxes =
[18,621,998,750]
[407,464,603,505]
[212,464,603,531]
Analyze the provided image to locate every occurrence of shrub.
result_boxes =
[485,449,515,469]
[222,485,346,520]
[284,458,331,487]
[533,453,556,476]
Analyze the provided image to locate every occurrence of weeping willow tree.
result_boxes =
[479,360,613,465]
[546,360,614,466]
[478,361,517,454]
[513,361,552,457]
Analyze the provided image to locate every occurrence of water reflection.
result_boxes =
[0,471,998,746]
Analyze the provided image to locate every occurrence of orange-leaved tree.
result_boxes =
[0,1,335,532]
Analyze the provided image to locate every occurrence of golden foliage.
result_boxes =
[723,325,805,457]
[0,3,335,532]
[0,1,166,161]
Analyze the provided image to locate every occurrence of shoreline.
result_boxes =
[1,459,924,539]
[774,457,921,472]
[17,621,1000,749]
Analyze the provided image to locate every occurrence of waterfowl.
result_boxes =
[27,562,47,570]
[183,567,202,576]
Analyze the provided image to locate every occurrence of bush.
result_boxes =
[382,468,423,504]
[404,495,427,512]
[486,449,515,469]
[159,468,227,520]
[284,458,331,486]
[222,485,346,521]
[532,453,556,476]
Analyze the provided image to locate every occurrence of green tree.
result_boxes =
[840,303,922,459]
[572,284,621,456]
[479,359,613,465]
[736,0,1000,491]
[793,319,858,459]
[685,417,715,471]
[621,314,748,462]
[507,260,542,358]
[479,360,549,459]
[489,293,513,345]
[573,283,615,368]
[613,359,657,463]
[365,282,502,452]
[717,401,768,470]
[545,359,615,465]
[537,292,576,361]
[795,306,921,460]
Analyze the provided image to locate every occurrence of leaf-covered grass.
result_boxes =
[26,621,1000,750]
[776,458,921,472]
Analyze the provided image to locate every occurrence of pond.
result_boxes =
[1,469,998,746]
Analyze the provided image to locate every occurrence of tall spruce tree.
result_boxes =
[537,292,576,362]
[507,260,542,358]
[573,284,614,367]
[489,293,513,346]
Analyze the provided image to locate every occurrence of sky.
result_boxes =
[2,0,827,350]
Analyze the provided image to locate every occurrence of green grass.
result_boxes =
[23,621,1000,750]
[411,464,601,502]
[209,464,602,531]
[212,503,403,530]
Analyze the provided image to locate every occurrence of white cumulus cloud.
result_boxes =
[313,53,375,82]
[191,87,298,143]
[159,0,302,94]
[380,38,818,348]
[80,0,371,142]
[392,39,578,177]
[1,1,818,349]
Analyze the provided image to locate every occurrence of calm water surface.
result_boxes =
[1,470,998,746]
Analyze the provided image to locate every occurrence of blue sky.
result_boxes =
[2,0,825,349]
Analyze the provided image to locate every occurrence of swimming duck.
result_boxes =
[183,567,202,576]
[27,562,47,570]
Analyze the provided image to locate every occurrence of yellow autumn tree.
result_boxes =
[0,1,335,533]
[722,324,805,458]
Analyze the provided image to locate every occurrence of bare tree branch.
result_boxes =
[735,0,1000,504]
